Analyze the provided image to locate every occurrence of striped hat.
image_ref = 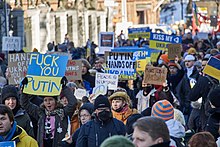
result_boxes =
[151,100,174,121]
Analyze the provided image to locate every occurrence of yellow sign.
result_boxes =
[149,40,169,51]
[129,32,150,40]
[136,58,150,72]
[23,76,62,96]
[150,52,161,63]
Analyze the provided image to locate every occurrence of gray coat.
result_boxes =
[20,87,77,147]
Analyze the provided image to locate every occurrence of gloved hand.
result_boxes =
[20,77,28,91]
[60,76,68,88]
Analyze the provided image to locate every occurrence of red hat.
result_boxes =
[160,54,170,64]
[168,62,177,67]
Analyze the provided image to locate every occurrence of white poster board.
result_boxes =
[2,36,21,51]
[95,72,118,90]
[98,32,114,54]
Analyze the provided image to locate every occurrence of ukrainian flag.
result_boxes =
[203,57,220,80]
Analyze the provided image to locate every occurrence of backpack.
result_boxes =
[170,136,186,147]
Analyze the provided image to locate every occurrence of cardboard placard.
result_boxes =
[65,60,82,81]
[74,88,87,100]
[8,53,31,85]
[95,72,118,90]
[2,36,21,51]
[143,66,167,85]
[23,53,68,96]
[167,44,182,60]
[92,84,108,99]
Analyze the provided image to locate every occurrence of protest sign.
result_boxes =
[128,27,151,39]
[105,51,136,80]
[95,72,118,90]
[23,53,68,96]
[74,88,87,100]
[203,57,220,80]
[0,141,16,147]
[8,53,31,85]
[143,66,167,85]
[149,33,182,50]
[167,44,182,60]
[2,36,21,51]
[98,32,114,54]
[65,60,82,81]
[92,84,108,99]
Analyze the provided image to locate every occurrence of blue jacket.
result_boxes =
[76,117,126,147]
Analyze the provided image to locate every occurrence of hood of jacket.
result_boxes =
[165,119,185,138]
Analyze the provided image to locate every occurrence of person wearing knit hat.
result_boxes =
[158,54,170,65]
[151,100,186,147]
[1,85,35,138]
[81,59,95,88]
[76,94,126,147]
[108,91,138,124]
[100,135,135,147]
[206,88,220,140]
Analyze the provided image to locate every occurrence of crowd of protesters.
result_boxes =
[0,30,219,147]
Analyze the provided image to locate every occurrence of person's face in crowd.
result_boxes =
[169,66,178,75]
[185,60,194,68]
[112,99,124,110]
[132,127,161,147]
[201,60,208,70]
[79,109,91,125]
[60,96,68,107]
[187,33,192,39]
[82,63,88,75]
[217,44,220,50]
[4,97,17,110]
[95,107,110,114]
[0,113,12,136]
[198,52,204,59]
[94,59,104,70]
[44,97,56,112]
[197,41,203,49]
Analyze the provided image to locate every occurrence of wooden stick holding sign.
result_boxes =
[143,66,167,86]
[167,44,182,60]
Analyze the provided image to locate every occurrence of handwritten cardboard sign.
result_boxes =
[95,72,118,90]
[92,84,108,99]
[23,53,68,96]
[143,66,167,85]
[65,60,82,81]
[8,53,31,85]
[167,44,182,60]
[74,88,87,100]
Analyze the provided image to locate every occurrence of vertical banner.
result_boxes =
[98,32,114,54]
[8,53,31,85]
[105,51,136,80]
[23,53,68,96]
[65,60,82,81]
[143,66,167,85]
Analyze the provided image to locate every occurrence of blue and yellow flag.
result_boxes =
[203,57,220,80]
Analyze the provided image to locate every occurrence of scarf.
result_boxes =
[0,121,17,142]
[45,109,64,120]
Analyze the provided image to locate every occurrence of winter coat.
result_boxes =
[20,87,77,147]
[14,107,35,138]
[187,75,215,131]
[176,68,200,115]
[167,68,184,94]
[76,117,126,147]
[166,119,185,147]
[150,142,170,147]
[136,89,156,113]
[82,72,95,88]
[205,108,220,140]
[112,105,138,124]
[12,125,38,147]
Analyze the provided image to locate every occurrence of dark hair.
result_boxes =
[133,116,170,142]
[188,132,217,147]
[0,104,14,122]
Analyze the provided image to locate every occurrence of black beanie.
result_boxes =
[79,103,94,115]
[94,95,111,110]
[209,88,220,108]
[126,114,143,135]
[1,85,19,104]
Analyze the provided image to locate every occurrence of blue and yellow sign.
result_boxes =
[149,33,182,50]
[23,53,68,96]
[128,27,151,39]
